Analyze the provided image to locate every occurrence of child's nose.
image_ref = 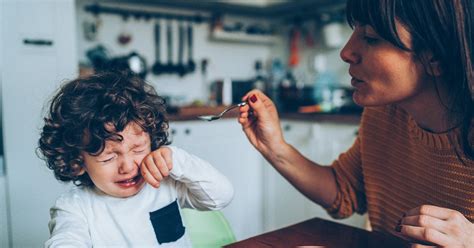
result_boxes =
[118,156,138,174]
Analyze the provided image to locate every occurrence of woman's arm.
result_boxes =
[238,90,338,208]
[262,141,338,208]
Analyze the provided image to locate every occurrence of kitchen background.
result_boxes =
[0,0,365,247]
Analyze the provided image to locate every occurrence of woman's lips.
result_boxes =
[351,77,365,87]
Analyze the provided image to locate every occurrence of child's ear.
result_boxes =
[76,167,86,176]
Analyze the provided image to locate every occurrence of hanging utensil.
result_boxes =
[186,23,196,73]
[164,19,174,73]
[176,21,186,77]
[152,20,164,75]
[117,16,132,45]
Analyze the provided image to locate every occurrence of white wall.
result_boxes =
[1,0,77,246]
[76,0,281,104]
[0,0,9,245]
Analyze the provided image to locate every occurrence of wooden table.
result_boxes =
[225,217,410,248]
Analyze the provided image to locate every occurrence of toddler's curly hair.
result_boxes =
[38,71,170,187]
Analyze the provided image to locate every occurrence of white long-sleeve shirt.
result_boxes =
[45,146,234,247]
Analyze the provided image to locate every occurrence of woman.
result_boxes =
[239,0,473,247]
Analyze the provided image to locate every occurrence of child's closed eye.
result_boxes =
[99,156,116,163]
[133,149,146,154]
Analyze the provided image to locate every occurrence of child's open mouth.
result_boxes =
[116,174,143,188]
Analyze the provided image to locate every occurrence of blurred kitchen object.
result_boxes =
[200,58,210,104]
[288,26,300,67]
[164,19,176,74]
[320,11,345,48]
[231,80,254,104]
[86,45,109,70]
[186,22,196,74]
[82,16,101,41]
[151,20,165,75]
[222,78,233,105]
[210,77,232,106]
[252,60,266,91]
[108,52,148,78]
[176,21,187,77]
[278,71,315,112]
[86,45,148,79]
[267,59,285,103]
[312,54,338,112]
[117,16,132,45]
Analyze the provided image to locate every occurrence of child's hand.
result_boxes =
[140,147,173,188]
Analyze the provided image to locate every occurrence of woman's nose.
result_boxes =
[340,34,361,64]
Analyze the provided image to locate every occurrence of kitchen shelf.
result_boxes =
[100,0,346,20]
[210,29,278,45]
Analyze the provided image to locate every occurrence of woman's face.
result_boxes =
[80,122,150,198]
[340,21,430,107]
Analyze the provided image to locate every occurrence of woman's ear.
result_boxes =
[422,52,442,77]
[428,57,442,76]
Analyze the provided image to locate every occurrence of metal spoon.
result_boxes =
[198,102,247,121]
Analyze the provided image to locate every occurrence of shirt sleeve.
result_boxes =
[167,146,234,211]
[44,194,92,248]
[324,127,367,219]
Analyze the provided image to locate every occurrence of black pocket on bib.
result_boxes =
[149,200,185,244]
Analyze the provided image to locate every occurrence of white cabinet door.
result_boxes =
[262,120,313,231]
[305,123,366,229]
[0,159,8,248]
[1,1,77,246]
[263,121,366,231]
[169,119,263,240]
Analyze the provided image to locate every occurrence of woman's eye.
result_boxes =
[363,36,379,45]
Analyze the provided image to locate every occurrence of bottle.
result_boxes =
[268,58,285,102]
[222,78,232,106]
[312,54,338,112]
[253,60,266,92]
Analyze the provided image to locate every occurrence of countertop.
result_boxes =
[167,105,361,124]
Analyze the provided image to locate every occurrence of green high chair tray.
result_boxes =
[181,208,236,248]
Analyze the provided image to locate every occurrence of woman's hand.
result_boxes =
[238,90,286,156]
[140,147,173,188]
[397,205,474,247]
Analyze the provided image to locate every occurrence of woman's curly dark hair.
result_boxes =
[38,71,170,187]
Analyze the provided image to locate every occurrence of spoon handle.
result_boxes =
[221,102,247,116]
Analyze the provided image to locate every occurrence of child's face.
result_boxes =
[80,122,151,198]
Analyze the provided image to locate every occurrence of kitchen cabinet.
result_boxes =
[1,0,78,247]
[169,119,264,240]
[306,122,367,228]
[0,163,8,248]
[262,120,367,232]
[262,121,313,231]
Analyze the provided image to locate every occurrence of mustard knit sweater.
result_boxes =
[326,105,474,234]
